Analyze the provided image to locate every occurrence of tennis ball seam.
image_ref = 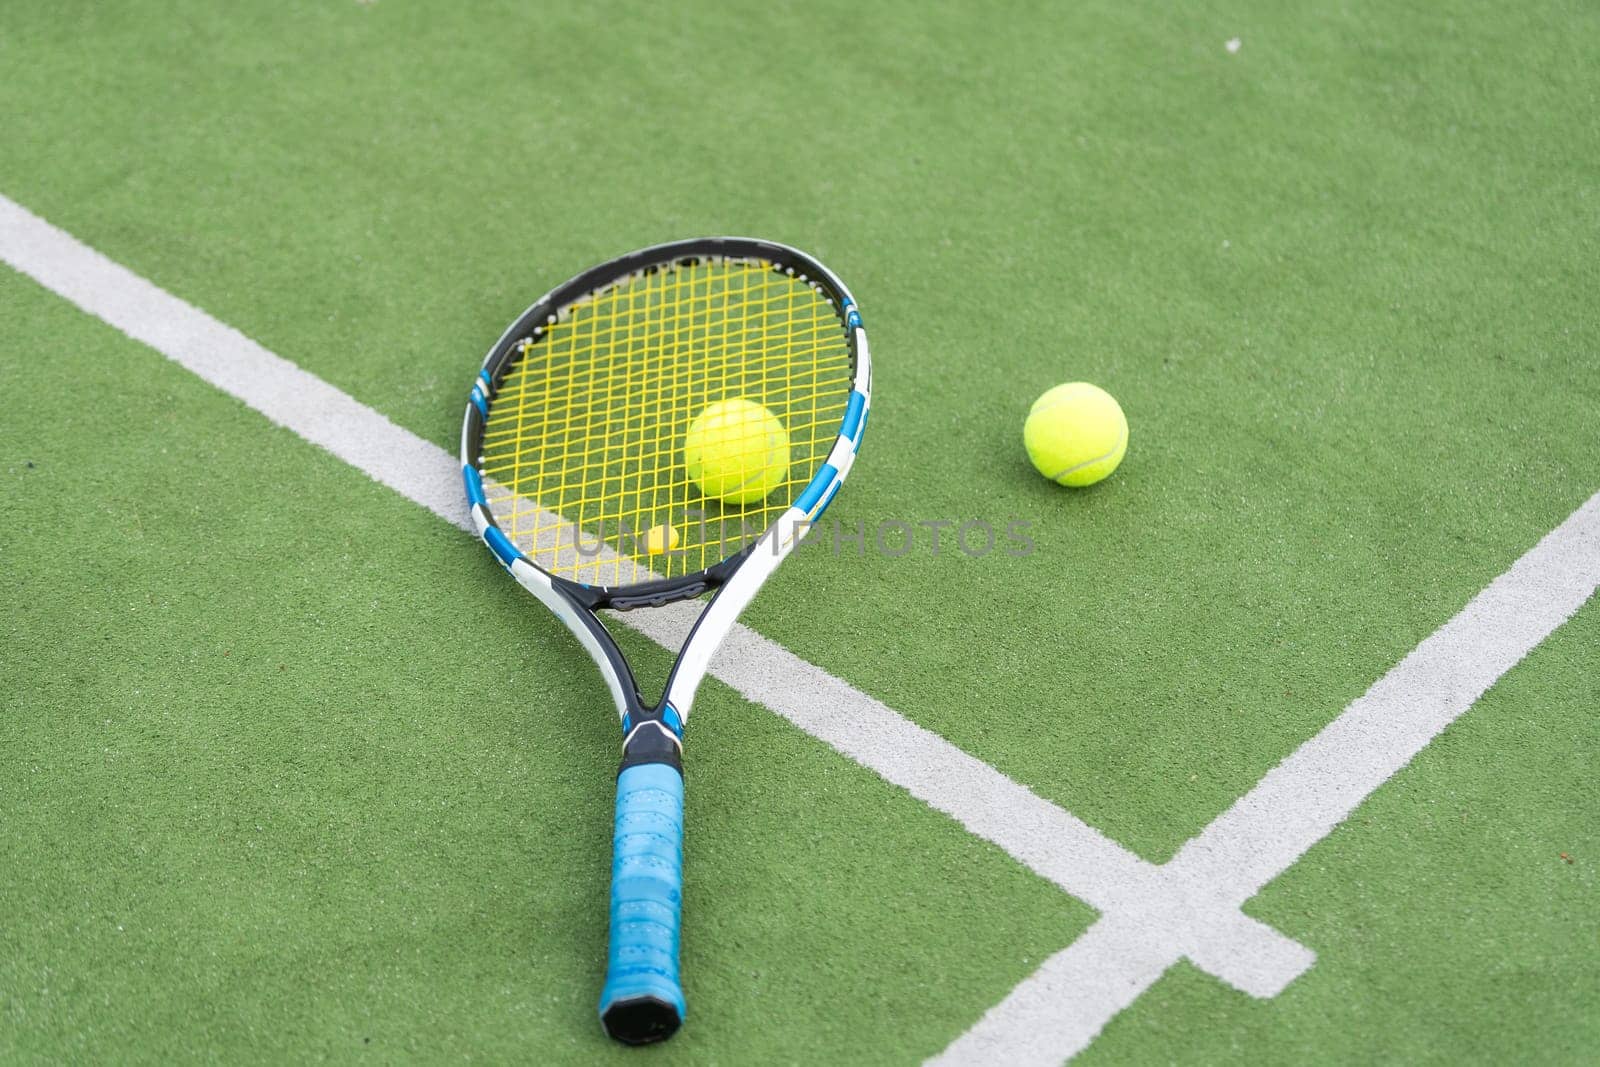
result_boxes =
[1048,426,1128,482]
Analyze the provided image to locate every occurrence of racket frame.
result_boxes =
[458,237,871,1042]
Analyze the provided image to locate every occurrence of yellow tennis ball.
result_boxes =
[1024,382,1128,487]
[642,523,679,555]
[683,399,791,505]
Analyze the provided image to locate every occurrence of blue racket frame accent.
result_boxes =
[483,525,524,568]
[843,296,862,330]
[463,464,487,509]
[660,702,684,738]
[795,463,838,515]
[842,390,866,443]
[620,703,684,739]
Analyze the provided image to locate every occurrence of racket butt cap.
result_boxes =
[602,996,683,1045]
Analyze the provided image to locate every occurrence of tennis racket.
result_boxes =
[459,238,871,1043]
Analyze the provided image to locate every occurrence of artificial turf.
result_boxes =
[2,0,1596,1061]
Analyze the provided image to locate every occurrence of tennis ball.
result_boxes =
[683,399,791,505]
[642,523,679,555]
[1024,382,1128,487]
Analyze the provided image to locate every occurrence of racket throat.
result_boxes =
[619,704,685,772]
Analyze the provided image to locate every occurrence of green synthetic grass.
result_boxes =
[3,0,1597,1061]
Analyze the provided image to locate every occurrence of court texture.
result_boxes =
[1,2,1595,1064]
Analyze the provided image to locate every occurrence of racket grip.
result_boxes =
[598,762,685,1044]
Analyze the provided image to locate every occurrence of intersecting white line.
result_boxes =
[933,493,1600,1065]
[9,192,1592,1063]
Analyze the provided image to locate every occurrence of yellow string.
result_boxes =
[479,258,853,585]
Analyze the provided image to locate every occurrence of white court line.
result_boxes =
[935,492,1600,1064]
[9,192,1592,1062]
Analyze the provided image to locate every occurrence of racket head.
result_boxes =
[461,237,870,611]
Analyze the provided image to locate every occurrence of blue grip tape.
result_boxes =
[599,763,686,1027]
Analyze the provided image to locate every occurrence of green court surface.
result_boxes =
[2,2,1596,1063]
